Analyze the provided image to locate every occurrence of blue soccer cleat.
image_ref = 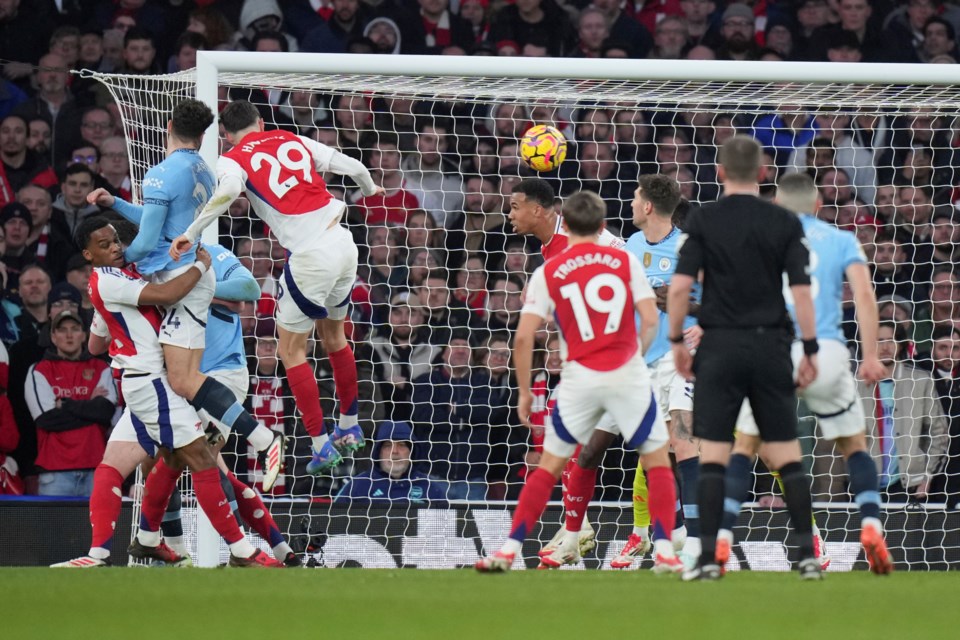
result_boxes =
[332,424,365,453]
[306,440,342,475]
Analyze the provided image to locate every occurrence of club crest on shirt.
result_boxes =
[82,368,94,381]
[659,257,671,272]
[643,252,652,268]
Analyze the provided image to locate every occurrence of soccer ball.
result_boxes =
[519,124,567,172]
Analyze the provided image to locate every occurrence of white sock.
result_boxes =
[633,526,649,539]
[273,542,294,561]
[500,539,522,556]
[563,529,579,548]
[862,517,883,534]
[653,538,674,557]
[247,425,274,452]
[339,414,359,431]
[137,529,161,547]
[683,536,703,558]
[717,529,734,544]
[311,433,330,451]
[229,538,256,558]
[88,547,110,560]
[165,536,188,557]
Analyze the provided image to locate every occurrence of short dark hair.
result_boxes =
[170,98,214,143]
[512,178,555,208]
[925,16,955,41]
[63,162,96,183]
[176,30,207,53]
[932,325,960,342]
[560,190,606,236]
[100,211,139,245]
[719,135,762,183]
[637,174,682,217]
[251,29,288,52]
[220,100,261,134]
[424,268,450,284]
[123,27,154,48]
[74,215,114,251]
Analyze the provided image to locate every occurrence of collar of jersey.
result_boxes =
[646,226,678,247]
[173,148,199,155]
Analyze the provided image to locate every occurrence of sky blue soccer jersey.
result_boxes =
[625,226,699,365]
[200,243,251,374]
[788,214,866,344]
[131,148,216,275]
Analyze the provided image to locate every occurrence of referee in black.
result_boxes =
[667,135,821,581]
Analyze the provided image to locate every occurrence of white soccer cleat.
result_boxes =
[475,551,515,573]
[578,521,597,557]
[261,432,285,492]
[813,530,831,571]
[652,552,684,575]
[539,542,580,569]
[538,526,565,559]
[51,555,109,568]
[610,532,651,569]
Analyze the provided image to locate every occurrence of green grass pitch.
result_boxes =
[1,568,954,640]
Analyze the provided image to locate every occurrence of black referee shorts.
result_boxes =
[692,328,799,443]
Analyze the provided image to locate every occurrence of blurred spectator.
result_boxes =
[93,0,169,54]
[893,184,937,288]
[717,3,760,60]
[650,15,689,59]
[64,254,92,314]
[0,114,58,206]
[51,164,99,240]
[478,272,524,333]
[78,107,114,151]
[237,235,279,316]
[407,0,474,54]
[453,253,487,317]
[405,247,442,290]
[882,0,939,62]
[872,234,921,303]
[359,225,405,316]
[25,309,115,497]
[925,325,960,503]
[447,174,507,264]
[98,136,131,201]
[118,27,159,75]
[0,340,17,493]
[470,331,518,498]
[488,0,576,57]
[920,16,957,63]
[355,132,420,226]
[168,31,205,73]
[572,7,610,58]
[405,210,444,253]
[0,1,52,85]
[402,118,464,228]
[186,6,235,50]
[274,90,327,135]
[1,202,33,298]
[927,266,960,329]
[564,141,632,233]
[334,420,447,502]
[931,209,959,268]
[414,268,472,345]
[26,116,52,163]
[806,0,887,61]
[680,0,719,49]
[858,321,948,501]
[78,26,107,72]
[13,52,83,173]
[364,16,402,54]
[369,290,439,421]
[235,0,299,52]
[459,0,491,43]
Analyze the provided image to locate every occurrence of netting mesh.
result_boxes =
[87,64,960,570]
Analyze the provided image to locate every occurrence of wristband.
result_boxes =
[192,261,208,276]
[669,334,684,344]
[802,338,819,355]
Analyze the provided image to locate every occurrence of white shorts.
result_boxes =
[150,264,216,350]
[276,224,358,333]
[118,372,204,453]
[546,354,668,458]
[736,340,864,441]
[651,351,694,418]
[111,367,249,453]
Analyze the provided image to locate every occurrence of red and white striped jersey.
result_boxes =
[220,130,339,254]
[541,215,625,260]
[523,242,653,372]
[88,266,164,374]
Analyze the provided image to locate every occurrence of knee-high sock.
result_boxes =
[287,362,325,439]
[632,462,650,531]
[227,471,287,549]
[677,457,700,537]
[778,461,815,558]
[160,490,185,555]
[328,346,358,428]
[720,453,752,532]
[561,445,582,494]
[773,468,819,529]
[506,468,557,548]
[698,462,726,566]
[192,467,256,559]
[190,377,270,449]
[137,459,181,546]
[564,465,597,533]
[89,463,124,556]
[647,466,677,543]
[846,450,882,523]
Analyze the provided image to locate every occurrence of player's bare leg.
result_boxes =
[317,317,364,451]
[163,344,283,489]
[476,452,569,572]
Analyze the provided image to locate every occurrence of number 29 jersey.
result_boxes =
[523,242,655,372]
[219,130,341,254]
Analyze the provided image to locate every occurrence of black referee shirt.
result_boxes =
[675,194,810,330]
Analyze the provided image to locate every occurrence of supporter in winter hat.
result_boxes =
[364,16,402,55]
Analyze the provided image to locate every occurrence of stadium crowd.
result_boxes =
[0,0,957,509]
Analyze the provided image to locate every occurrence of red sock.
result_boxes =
[139,458,180,533]
[287,362,324,437]
[647,466,677,542]
[193,467,244,545]
[560,444,582,493]
[564,464,597,533]
[227,472,285,547]
[328,345,358,420]
[508,467,557,543]
[90,463,124,551]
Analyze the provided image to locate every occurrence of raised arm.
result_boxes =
[302,136,380,197]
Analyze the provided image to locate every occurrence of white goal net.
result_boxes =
[89,54,960,571]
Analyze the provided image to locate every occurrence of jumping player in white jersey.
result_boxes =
[74,216,278,567]
[507,178,628,564]
[170,100,384,474]
[722,173,892,574]
[53,237,295,568]
[476,191,682,574]
[87,99,283,489]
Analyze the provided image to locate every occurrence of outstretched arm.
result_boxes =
[124,202,166,263]
[302,136,381,197]
[87,188,144,223]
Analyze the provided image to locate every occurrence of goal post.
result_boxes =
[87,53,960,571]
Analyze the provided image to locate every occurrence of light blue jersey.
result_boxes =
[788,215,866,344]
[200,244,258,374]
[625,226,699,365]
[124,148,216,275]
